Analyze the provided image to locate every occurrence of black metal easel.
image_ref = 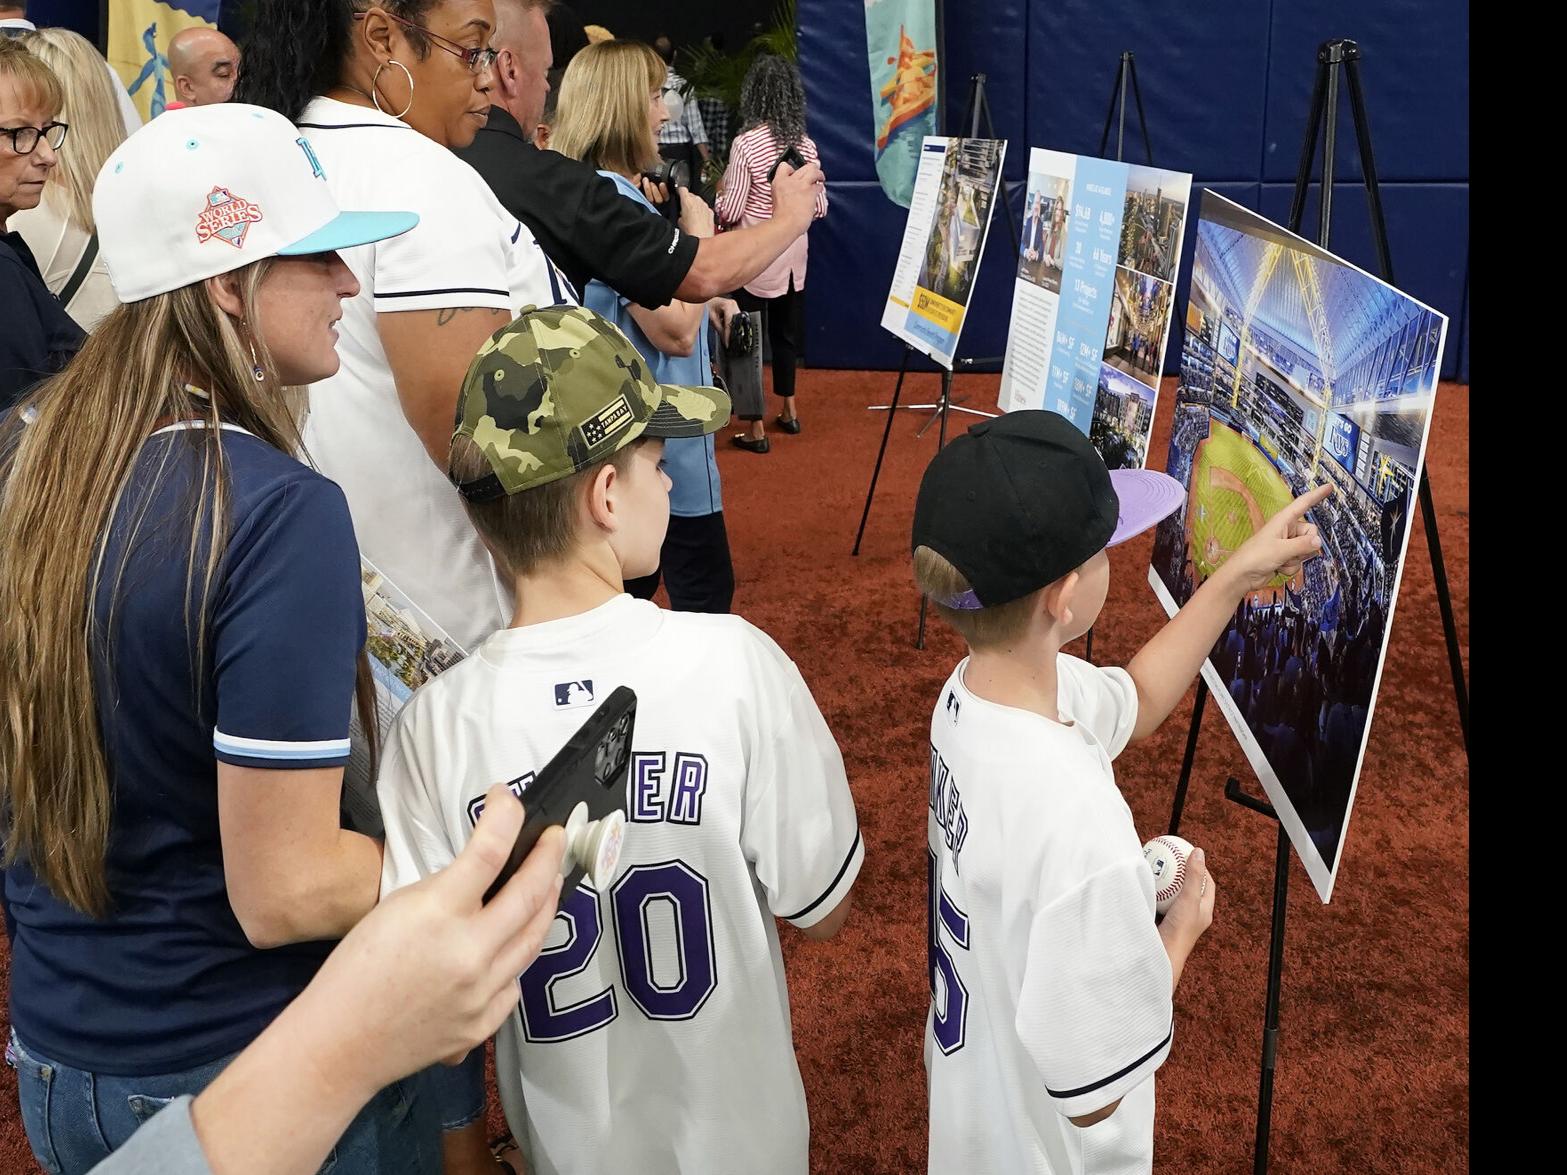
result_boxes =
[852,73,1020,651]
[1081,51,1158,666]
[1163,39,1470,1174]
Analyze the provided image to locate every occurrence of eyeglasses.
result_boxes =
[354,12,498,74]
[1,121,68,155]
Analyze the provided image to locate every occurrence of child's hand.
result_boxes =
[1225,483,1333,592]
[1158,847,1215,952]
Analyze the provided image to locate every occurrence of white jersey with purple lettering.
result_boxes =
[378,595,863,1175]
[925,654,1173,1175]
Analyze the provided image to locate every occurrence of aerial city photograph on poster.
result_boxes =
[1148,192,1448,901]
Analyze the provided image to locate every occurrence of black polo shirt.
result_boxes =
[1,230,85,413]
[456,106,698,310]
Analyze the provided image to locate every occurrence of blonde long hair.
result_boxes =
[0,268,303,917]
[18,28,128,233]
[549,39,664,176]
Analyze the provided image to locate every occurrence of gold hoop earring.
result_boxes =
[371,60,415,120]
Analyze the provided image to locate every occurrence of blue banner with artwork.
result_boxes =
[864,0,937,207]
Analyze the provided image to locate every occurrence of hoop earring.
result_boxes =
[371,60,415,120]
[242,323,265,383]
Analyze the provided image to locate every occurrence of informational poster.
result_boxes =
[880,137,1007,368]
[1148,192,1448,902]
[998,150,1192,470]
[342,558,468,833]
[864,0,938,207]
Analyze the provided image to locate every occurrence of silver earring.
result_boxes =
[371,60,415,120]
[242,325,265,382]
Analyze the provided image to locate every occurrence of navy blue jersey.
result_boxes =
[5,422,365,1075]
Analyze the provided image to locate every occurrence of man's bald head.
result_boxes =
[169,26,240,106]
[492,0,553,141]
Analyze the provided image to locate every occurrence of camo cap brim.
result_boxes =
[451,305,732,502]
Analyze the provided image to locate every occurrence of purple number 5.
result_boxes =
[928,848,970,1055]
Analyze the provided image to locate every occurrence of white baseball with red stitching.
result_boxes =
[1143,835,1195,916]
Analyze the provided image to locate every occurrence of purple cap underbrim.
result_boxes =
[1107,469,1186,547]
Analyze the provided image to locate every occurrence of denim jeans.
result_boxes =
[8,1029,441,1174]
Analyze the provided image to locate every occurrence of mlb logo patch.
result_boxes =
[945,690,961,724]
[555,680,595,708]
[195,186,264,249]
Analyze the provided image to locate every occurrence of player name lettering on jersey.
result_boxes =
[630,750,709,825]
[929,744,969,872]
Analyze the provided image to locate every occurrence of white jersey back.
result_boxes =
[295,97,574,652]
[378,596,863,1175]
[925,655,1173,1175]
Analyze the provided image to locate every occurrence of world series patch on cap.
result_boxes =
[452,305,732,501]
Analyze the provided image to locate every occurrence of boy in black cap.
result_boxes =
[911,410,1330,1174]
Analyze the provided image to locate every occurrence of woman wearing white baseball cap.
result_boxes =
[0,104,458,1173]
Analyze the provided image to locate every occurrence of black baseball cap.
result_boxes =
[911,410,1185,609]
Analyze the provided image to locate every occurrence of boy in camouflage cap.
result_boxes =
[376,305,864,1175]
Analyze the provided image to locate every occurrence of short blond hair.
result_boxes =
[17,29,127,232]
[0,36,64,119]
[549,39,664,176]
[912,545,1042,651]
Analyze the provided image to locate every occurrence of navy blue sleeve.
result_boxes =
[0,254,55,414]
[211,475,365,770]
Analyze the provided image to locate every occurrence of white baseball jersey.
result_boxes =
[295,97,575,653]
[378,596,863,1175]
[925,655,1174,1175]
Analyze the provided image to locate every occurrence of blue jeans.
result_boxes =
[426,1047,487,1133]
[8,1029,441,1174]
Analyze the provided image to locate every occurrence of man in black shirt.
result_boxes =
[459,0,826,310]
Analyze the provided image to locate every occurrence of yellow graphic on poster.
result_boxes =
[110,1,222,122]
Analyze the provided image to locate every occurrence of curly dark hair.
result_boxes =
[234,0,439,122]
[738,53,806,149]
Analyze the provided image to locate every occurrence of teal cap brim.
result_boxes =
[279,210,419,255]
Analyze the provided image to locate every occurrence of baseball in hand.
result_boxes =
[1143,835,1195,917]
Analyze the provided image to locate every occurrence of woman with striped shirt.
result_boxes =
[716,55,827,454]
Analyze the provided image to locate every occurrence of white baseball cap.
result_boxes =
[93,104,418,303]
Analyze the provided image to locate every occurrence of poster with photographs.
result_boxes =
[999,151,1191,470]
[880,136,1007,368]
[1148,192,1448,902]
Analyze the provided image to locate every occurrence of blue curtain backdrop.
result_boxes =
[799,0,1468,381]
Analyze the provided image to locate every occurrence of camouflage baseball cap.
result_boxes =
[452,305,732,501]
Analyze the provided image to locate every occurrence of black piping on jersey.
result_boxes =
[374,286,510,300]
[1046,1021,1175,1100]
[781,826,861,922]
[295,122,412,132]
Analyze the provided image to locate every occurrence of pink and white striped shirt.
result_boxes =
[716,124,828,298]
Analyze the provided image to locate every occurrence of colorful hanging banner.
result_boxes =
[109,1,223,122]
[864,0,938,207]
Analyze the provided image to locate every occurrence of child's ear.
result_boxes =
[585,461,620,532]
[1042,571,1079,628]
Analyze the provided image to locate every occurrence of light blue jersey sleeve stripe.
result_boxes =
[213,729,352,760]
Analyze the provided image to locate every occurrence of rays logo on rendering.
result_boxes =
[195,186,264,249]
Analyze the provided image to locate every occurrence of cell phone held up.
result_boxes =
[480,686,637,904]
[766,145,808,185]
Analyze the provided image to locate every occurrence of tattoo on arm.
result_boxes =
[434,308,509,328]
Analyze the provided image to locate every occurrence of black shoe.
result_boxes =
[775,414,802,435]
[732,433,771,453]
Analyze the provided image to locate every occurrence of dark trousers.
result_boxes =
[625,511,734,614]
[734,274,802,416]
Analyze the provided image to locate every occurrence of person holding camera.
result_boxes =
[457,0,826,314]
[716,54,827,454]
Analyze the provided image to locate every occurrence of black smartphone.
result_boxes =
[481,686,637,903]
[766,145,808,184]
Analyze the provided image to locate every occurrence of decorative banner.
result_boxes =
[109,0,222,122]
[864,0,938,207]
[1148,192,1448,903]
[879,137,1007,368]
[998,149,1192,471]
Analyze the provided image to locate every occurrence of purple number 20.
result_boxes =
[519,861,717,1042]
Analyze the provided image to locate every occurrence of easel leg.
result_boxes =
[1418,468,1470,755]
[1167,679,1209,836]
[853,348,912,555]
[1254,820,1291,1175]
[916,369,958,649]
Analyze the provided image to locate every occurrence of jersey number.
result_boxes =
[518,860,717,1042]
[928,849,970,1055]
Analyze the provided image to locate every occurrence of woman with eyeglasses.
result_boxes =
[0,38,83,412]
[0,100,452,1173]
[237,6,569,1171]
